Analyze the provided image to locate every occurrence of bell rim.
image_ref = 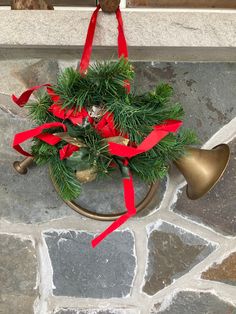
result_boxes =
[186,143,230,200]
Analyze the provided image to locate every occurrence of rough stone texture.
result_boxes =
[0,59,58,119]
[15,59,59,88]
[54,309,138,314]
[127,0,236,8]
[0,111,77,223]
[78,172,166,216]
[0,158,75,224]
[44,230,136,298]
[202,252,236,285]
[143,222,214,295]
[0,234,38,314]
[0,11,235,49]
[133,62,236,143]
[0,59,39,119]
[173,138,236,235]
[137,178,167,218]
[153,291,236,313]
[0,59,38,96]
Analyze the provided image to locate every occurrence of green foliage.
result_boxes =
[54,58,134,110]
[27,58,198,200]
[31,139,58,165]
[50,157,82,201]
[26,93,53,125]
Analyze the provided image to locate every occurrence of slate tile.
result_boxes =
[133,62,236,143]
[143,221,214,295]
[152,291,236,313]
[0,234,38,314]
[202,252,236,285]
[44,230,136,298]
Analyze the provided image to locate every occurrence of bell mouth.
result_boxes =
[187,144,230,200]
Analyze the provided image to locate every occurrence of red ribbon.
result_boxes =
[12,84,51,107]
[13,122,67,157]
[49,104,93,125]
[79,4,128,73]
[116,7,128,59]
[108,120,183,158]
[95,112,121,138]
[92,169,135,248]
[59,144,79,160]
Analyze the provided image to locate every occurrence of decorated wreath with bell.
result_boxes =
[12,4,229,247]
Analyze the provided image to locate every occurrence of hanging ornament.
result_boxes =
[11,4,230,249]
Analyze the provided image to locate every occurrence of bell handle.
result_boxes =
[13,157,34,175]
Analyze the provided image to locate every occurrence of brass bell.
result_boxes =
[174,144,230,200]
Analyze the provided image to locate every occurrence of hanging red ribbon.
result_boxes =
[79,4,101,73]
[116,7,128,59]
[92,168,135,248]
[79,4,128,73]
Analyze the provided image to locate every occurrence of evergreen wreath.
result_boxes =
[22,58,197,201]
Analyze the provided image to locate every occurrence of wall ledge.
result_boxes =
[0,10,236,61]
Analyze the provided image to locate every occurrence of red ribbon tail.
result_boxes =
[91,171,136,248]
[12,122,67,156]
[12,84,51,107]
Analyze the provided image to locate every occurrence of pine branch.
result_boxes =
[25,93,54,124]
[50,157,82,200]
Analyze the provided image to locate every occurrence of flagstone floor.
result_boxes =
[0,57,236,314]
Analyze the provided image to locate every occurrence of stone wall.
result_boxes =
[0,57,236,314]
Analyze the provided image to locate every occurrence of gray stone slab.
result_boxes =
[172,138,236,235]
[15,59,59,88]
[0,234,38,314]
[0,11,235,50]
[0,112,77,224]
[133,62,236,143]
[152,291,236,314]
[0,158,75,224]
[0,59,38,96]
[54,309,138,314]
[143,222,214,295]
[44,230,136,298]
[0,112,32,159]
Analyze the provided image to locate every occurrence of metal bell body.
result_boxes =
[174,144,230,200]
